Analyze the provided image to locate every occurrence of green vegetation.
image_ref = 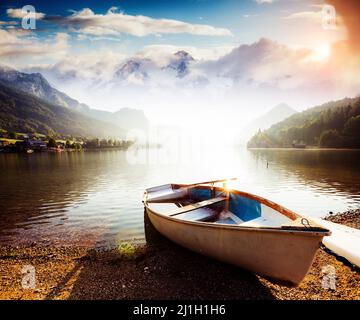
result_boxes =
[8,132,16,139]
[118,242,138,259]
[47,138,57,148]
[247,96,360,149]
[84,138,133,149]
[0,129,132,152]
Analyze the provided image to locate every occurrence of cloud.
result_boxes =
[21,37,359,124]
[284,10,322,22]
[24,50,128,85]
[139,44,235,64]
[26,38,331,93]
[0,29,68,58]
[0,20,18,26]
[45,7,232,37]
[7,8,45,20]
[254,0,276,4]
[200,38,319,89]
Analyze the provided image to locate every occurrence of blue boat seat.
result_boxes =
[169,196,226,217]
[176,208,218,222]
[146,188,187,203]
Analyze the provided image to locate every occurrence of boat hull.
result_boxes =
[145,206,323,285]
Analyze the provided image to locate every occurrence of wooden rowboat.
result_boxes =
[143,179,331,285]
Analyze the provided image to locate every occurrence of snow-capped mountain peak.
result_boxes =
[166,51,195,78]
[114,58,151,81]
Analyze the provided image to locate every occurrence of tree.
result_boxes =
[47,138,57,148]
[73,143,82,150]
[8,132,16,139]
[85,138,99,148]
[100,139,108,148]
[247,96,360,148]
[343,115,360,148]
[65,140,72,148]
[319,130,343,148]
[344,115,360,136]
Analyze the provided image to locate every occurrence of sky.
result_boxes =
[0,0,345,55]
[0,0,359,131]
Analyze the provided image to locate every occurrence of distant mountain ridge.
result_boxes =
[247,96,360,148]
[0,65,149,133]
[0,65,89,113]
[248,103,297,131]
[238,103,297,145]
[0,81,124,137]
[115,59,150,81]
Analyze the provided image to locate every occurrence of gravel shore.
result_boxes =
[0,209,359,300]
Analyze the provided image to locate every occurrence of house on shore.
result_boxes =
[15,139,47,152]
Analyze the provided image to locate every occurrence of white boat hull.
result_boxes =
[146,207,324,285]
[144,182,330,285]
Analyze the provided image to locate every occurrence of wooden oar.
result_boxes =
[182,178,237,188]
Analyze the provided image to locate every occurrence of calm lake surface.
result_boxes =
[1,148,360,248]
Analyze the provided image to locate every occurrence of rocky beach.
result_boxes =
[0,209,359,300]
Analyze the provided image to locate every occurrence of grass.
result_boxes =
[118,242,139,259]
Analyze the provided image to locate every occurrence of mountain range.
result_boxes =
[0,81,121,138]
[237,103,298,145]
[0,65,149,137]
[107,50,195,82]
[27,50,196,86]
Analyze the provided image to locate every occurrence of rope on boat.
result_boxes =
[301,218,311,228]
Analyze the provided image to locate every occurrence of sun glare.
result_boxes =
[313,44,332,61]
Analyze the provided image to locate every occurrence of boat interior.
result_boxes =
[145,183,299,229]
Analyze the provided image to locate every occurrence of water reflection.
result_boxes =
[0,148,359,247]
[246,149,360,215]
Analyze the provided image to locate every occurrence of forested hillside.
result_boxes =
[247,96,360,148]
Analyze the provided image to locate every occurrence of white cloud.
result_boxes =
[20,37,357,127]
[0,29,68,58]
[197,38,329,91]
[24,50,127,84]
[138,44,235,64]
[7,8,45,20]
[24,38,333,96]
[284,10,322,22]
[254,0,276,4]
[0,20,18,26]
[49,8,233,37]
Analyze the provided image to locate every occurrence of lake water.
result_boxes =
[1,148,359,248]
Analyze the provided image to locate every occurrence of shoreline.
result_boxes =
[0,147,130,154]
[247,147,360,151]
[0,209,359,300]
